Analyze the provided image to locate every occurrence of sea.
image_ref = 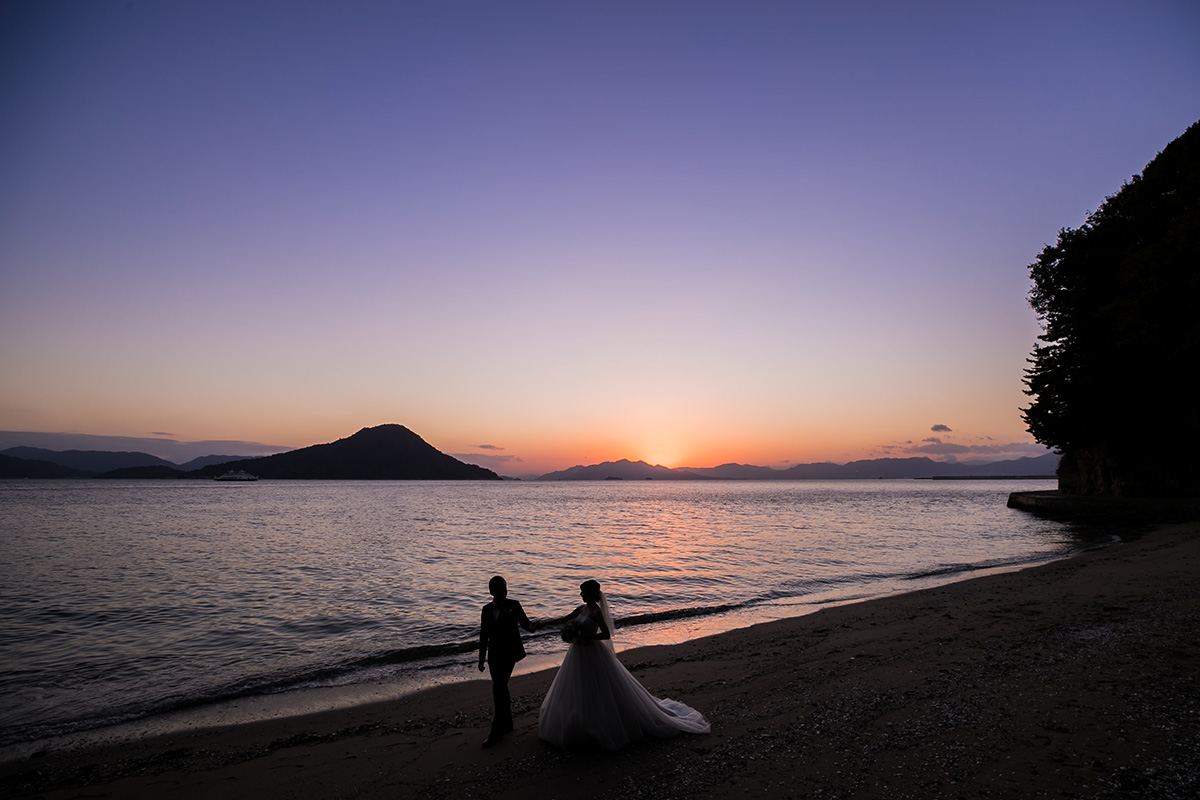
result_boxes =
[0,477,1100,756]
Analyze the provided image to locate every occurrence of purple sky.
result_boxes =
[2,1,1198,476]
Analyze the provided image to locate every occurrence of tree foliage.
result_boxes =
[1022,121,1200,496]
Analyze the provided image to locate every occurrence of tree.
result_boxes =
[1022,121,1200,497]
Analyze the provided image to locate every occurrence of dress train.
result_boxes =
[538,606,709,751]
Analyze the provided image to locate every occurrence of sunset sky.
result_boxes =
[2,1,1198,477]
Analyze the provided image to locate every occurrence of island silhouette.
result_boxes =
[2,424,1057,481]
[190,425,500,480]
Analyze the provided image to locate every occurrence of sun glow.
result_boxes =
[645,454,680,469]
[635,435,686,470]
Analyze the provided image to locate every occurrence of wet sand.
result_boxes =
[3,523,1198,799]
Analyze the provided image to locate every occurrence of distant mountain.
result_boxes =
[690,463,797,480]
[97,465,188,479]
[801,454,1060,479]
[0,453,91,478]
[2,431,1056,482]
[0,432,293,464]
[2,426,500,480]
[177,455,247,471]
[537,453,1059,481]
[193,424,501,480]
[1,446,175,474]
[680,461,843,480]
[538,460,709,481]
[934,454,1061,478]
[777,457,958,480]
[0,447,259,475]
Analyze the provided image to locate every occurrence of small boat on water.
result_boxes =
[214,470,258,482]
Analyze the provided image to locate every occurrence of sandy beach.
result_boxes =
[3,521,1197,799]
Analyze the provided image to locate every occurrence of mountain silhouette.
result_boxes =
[3,428,1055,482]
[195,424,500,480]
[0,453,92,478]
[537,454,1059,481]
[0,446,273,475]
[1,446,176,474]
[177,455,253,471]
[537,459,709,481]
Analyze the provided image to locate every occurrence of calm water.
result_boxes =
[0,478,1085,749]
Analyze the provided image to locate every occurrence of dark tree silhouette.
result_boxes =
[1022,121,1200,497]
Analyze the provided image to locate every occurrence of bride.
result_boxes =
[538,579,710,751]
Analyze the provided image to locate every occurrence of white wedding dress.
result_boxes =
[538,598,710,751]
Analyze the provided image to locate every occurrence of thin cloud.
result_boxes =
[907,440,1051,458]
[913,441,972,456]
[453,453,524,471]
[476,444,505,451]
[872,434,1052,462]
[931,424,952,432]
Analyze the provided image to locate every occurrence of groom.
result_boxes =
[478,575,535,746]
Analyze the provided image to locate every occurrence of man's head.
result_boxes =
[489,575,507,600]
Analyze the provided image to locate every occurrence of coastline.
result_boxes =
[1008,489,1200,523]
[4,522,1198,799]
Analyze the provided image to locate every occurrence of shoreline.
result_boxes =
[0,541,1091,760]
[1008,489,1200,523]
[4,521,1198,798]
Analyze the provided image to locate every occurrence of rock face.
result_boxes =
[197,425,500,480]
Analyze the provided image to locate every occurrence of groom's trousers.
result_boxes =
[489,659,516,736]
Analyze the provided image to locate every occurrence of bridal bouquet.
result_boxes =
[561,620,582,643]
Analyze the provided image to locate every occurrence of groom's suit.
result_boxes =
[479,597,533,738]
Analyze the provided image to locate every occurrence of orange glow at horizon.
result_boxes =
[0,3,1187,483]
[0,381,1043,477]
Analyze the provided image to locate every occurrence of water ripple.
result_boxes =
[0,478,1081,745]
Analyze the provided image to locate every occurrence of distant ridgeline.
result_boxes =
[0,425,499,480]
[536,455,1059,481]
[1022,120,1200,497]
[1,427,1057,481]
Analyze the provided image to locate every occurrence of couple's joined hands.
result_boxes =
[479,620,541,671]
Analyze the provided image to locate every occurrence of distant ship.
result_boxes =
[214,470,258,482]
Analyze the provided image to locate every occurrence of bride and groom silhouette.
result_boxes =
[478,575,710,750]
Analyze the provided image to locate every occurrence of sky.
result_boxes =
[2,1,1198,477]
